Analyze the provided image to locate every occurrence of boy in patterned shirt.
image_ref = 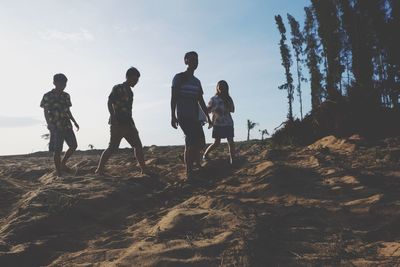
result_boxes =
[40,73,80,177]
[95,67,147,175]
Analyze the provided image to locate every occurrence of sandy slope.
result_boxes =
[1,137,400,266]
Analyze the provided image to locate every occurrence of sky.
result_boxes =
[0,0,311,156]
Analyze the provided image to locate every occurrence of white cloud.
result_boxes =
[38,29,94,42]
[113,25,139,34]
[0,116,42,128]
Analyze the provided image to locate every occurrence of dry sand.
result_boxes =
[1,137,400,266]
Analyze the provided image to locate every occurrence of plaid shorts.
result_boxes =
[108,124,142,150]
[49,128,77,153]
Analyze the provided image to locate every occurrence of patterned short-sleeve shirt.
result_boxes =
[40,89,72,130]
[108,83,134,125]
[208,95,234,127]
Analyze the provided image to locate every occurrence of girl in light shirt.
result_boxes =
[203,80,235,164]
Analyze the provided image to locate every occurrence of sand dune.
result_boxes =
[1,137,400,266]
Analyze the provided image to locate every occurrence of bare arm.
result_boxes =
[170,91,178,129]
[107,94,118,125]
[43,108,50,125]
[206,97,213,113]
[67,109,80,131]
[108,99,115,116]
[199,95,212,127]
[43,108,54,131]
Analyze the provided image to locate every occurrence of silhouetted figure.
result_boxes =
[95,67,146,175]
[203,80,236,164]
[40,73,80,177]
[171,51,212,180]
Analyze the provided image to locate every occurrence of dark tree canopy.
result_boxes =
[273,0,400,143]
[304,6,323,111]
[288,13,305,119]
[275,14,295,121]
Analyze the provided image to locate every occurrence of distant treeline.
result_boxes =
[273,0,400,143]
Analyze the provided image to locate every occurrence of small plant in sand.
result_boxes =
[41,133,50,140]
[88,144,95,150]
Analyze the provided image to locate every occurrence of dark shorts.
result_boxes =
[108,124,142,150]
[212,125,234,139]
[179,118,205,147]
[49,128,77,153]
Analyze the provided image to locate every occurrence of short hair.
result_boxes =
[184,51,198,60]
[53,73,68,82]
[126,67,140,78]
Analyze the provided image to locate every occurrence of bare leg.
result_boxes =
[194,143,202,168]
[133,143,146,174]
[197,136,206,167]
[184,145,194,179]
[195,158,201,168]
[95,148,114,175]
[203,138,221,160]
[191,144,201,176]
[61,145,77,170]
[54,151,62,177]
[97,125,122,175]
[125,133,147,174]
[227,137,235,165]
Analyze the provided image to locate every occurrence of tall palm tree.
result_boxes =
[247,119,258,141]
[288,13,305,119]
[259,129,269,141]
[275,14,295,121]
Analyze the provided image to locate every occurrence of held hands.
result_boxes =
[207,118,213,129]
[171,116,178,129]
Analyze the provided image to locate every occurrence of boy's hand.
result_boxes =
[171,116,178,129]
[110,114,119,125]
[74,122,80,131]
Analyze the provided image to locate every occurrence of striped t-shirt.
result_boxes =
[172,72,203,121]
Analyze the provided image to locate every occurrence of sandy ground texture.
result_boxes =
[1,136,400,266]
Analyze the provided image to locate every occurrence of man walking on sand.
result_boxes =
[96,67,147,175]
[40,73,80,177]
[171,51,212,180]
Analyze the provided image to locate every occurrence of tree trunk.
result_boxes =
[296,60,303,120]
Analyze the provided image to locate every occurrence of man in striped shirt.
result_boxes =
[171,51,212,180]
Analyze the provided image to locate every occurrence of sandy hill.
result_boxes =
[1,137,400,266]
